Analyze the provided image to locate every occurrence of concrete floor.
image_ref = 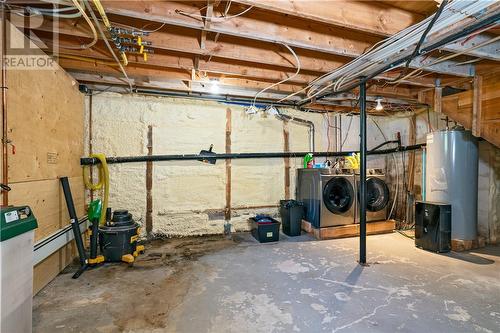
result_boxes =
[33,232,500,333]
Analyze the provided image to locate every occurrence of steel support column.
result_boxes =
[359,80,367,265]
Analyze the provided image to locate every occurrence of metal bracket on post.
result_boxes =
[359,78,367,265]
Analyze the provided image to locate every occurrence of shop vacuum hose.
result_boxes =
[83,153,109,225]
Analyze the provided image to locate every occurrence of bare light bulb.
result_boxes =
[266,105,279,116]
[245,105,259,115]
[210,80,220,94]
[375,97,384,111]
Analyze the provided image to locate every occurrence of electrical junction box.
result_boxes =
[1,206,38,333]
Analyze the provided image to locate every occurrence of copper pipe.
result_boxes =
[146,125,153,236]
[1,5,8,206]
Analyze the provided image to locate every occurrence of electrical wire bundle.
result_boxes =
[175,1,254,22]
[287,0,500,105]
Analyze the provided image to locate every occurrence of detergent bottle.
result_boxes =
[303,153,314,168]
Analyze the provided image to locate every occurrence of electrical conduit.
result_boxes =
[276,112,315,152]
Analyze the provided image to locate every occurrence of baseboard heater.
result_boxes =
[33,216,89,266]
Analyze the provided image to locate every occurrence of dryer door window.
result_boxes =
[363,177,390,212]
[323,177,354,214]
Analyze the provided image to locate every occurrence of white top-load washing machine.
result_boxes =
[297,168,356,228]
[355,169,390,222]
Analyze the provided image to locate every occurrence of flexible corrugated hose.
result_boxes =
[83,153,109,225]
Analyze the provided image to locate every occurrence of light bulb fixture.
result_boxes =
[209,79,220,94]
[375,97,384,111]
[265,105,279,116]
[245,105,259,115]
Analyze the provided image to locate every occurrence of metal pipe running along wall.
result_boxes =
[80,144,426,165]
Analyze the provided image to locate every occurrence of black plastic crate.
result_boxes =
[250,216,280,243]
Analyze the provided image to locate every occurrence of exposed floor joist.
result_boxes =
[233,0,500,61]
[11,0,499,112]
[95,1,474,77]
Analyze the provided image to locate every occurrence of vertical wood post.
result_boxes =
[224,108,232,226]
[146,125,153,236]
[89,94,94,202]
[283,121,290,199]
[434,84,442,115]
[472,75,483,137]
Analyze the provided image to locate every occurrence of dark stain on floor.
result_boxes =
[33,235,239,333]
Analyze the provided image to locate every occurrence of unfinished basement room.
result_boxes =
[1,0,500,332]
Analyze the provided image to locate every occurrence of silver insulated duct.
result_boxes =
[425,130,478,240]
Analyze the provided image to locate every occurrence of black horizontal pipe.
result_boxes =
[80,143,425,165]
[370,139,400,152]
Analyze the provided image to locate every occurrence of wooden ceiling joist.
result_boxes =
[30,23,439,91]
[100,1,378,58]
[442,33,500,62]
[233,1,500,62]
[31,18,349,75]
[59,58,308,93]
[13,0,499,112]
[29,14,464,90]
[60,55,415,100]
[200,0,214,49]
[231,0,424,37]
[98,0,475,77]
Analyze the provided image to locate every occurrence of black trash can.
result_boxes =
[280,200,304,236]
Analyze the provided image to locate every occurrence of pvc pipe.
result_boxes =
[276,113,315,152]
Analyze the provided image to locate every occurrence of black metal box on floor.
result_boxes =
[415,201,451,253]
[250,216,280,243]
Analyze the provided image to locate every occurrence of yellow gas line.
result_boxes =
[92,0,130,65]
[57,54,119,66]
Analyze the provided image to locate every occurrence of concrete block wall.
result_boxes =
[85,93,404,237]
